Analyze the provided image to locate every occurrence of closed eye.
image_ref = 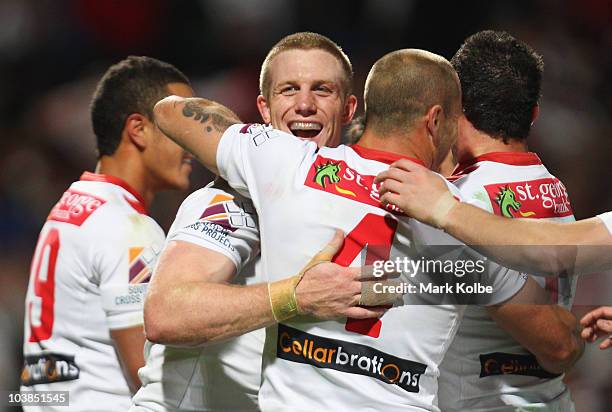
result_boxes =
[280,86,299,96]
[314,85,333,95]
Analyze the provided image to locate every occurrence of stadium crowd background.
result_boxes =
[0,1,610,411]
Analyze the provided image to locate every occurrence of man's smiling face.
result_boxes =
[257,48,356,148]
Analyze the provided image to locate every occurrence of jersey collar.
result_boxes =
[80,172,148,215]
[451,151,542,178]
[350,144,426,166]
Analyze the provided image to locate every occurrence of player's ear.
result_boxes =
[425,105,443,139]
[530,104,540,126]
[256,95,272,124]
[124,113,147,151]
[342,94,358,125]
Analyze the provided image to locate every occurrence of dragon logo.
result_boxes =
[495,186,522,218]
[314,162,342,188]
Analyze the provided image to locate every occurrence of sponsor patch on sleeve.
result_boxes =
[484,178,573,219]
[479,352,561,379]
[239,123,275,146]
[199,193,256,232]
[48,189,105,226]
[128,244,160,284]
[101,283,148,313]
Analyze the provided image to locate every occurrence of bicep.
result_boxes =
[150,240,238,291]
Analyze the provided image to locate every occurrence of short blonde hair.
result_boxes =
[259,32,353,100]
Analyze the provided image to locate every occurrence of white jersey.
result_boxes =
[440,152,577,412]
[216,124,527,412]
[598,211,612,235]
[21,172,165,412]
[132,179,264,412]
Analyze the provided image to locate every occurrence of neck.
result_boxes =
[357,127,434,169]
[458,122,528,163]
[95,150,154,208]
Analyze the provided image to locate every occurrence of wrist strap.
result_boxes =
[268,274,303,322]
[431,191,458,229]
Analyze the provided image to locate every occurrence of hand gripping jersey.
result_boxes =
[598,211,612,235]
[439,152,577,412]
[216,124,527,412]
[21,172,165,412]
[131,179,264,412]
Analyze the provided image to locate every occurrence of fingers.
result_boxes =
[344,306,389,319]
[599,337,612,350]
[580,306,612,327]
[596,318,612,334]
[316,229,345,261]
[379,192,402,208]
[378,178,404,197]
[359,280,403,306]
[581,326,599,343]
[375,167,407,184]
[300,230,345,275]
[390,159,427,173]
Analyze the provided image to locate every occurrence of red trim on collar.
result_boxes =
[350,144,426,166]
[80,172,148,215]
[451,152,542,177]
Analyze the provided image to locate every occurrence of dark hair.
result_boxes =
[91,56,190,156]
[260,32,353,100]
[364,49,461,135]
[451,30,544,142]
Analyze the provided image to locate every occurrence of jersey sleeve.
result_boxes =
[166,182,260,274]
[95,212,165,330]
[216,123,317,202]
[597,211,612,235]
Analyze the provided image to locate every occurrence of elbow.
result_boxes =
[540,335,584,373]
[143,294,168,344]
[143,291,216,346]
[153,95,183,133]
[554,335,583,367]
[143,291,184,345]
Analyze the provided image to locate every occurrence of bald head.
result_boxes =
[364,49,461,136]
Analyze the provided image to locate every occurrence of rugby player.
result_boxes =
[438,30,582,411]
[152,49,542,411]
[21,57,194,411]
[133,32,363,411]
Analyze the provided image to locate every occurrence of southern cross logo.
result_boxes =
[128,243,160,284]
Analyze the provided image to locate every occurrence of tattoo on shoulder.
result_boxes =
[182,101,235,133]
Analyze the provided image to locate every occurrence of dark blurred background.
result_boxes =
[0,0,610,411]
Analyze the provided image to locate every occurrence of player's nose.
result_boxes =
[294,90,317,116]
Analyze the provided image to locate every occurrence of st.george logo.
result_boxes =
[314,162,341,188]
[495,186,521,218]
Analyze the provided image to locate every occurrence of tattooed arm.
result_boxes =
[154,96,241,175]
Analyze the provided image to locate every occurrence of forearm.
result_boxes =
[533,306,583,374]
[110,325,146,393]
[442,204,608,275]
[145,280,275,346]
[153,96,241,175]
[487,275,584,375]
